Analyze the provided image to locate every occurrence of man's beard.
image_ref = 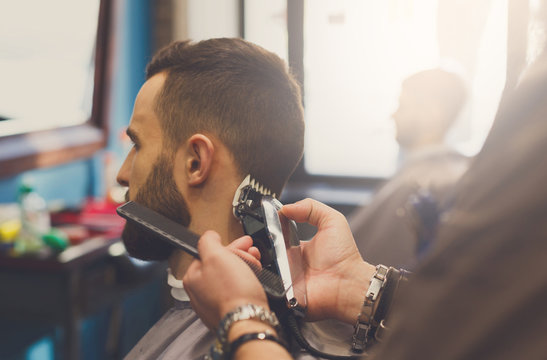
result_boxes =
[121,154,191,261]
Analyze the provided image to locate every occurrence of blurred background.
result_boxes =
[0,0,544,359]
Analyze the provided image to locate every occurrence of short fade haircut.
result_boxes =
[145,38,305,195]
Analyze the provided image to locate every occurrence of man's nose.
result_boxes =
[116,151,132,187]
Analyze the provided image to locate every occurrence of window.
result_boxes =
[0,0,100,136]
[302,0,507,178]
[0,0,112,178]
[243,0,288,63]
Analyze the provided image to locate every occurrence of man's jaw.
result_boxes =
[168,251,195,280]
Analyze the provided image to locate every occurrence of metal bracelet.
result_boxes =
[351,264,389,353]
[216,304,281,358]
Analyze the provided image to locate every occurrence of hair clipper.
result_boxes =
[232,175,307,318]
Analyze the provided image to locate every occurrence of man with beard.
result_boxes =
[116,38,305,359]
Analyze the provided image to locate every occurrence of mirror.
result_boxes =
[0,0,112,178]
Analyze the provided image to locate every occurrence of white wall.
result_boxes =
[172,0,240,41]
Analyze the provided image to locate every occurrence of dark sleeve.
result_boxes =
[368,55,547,360]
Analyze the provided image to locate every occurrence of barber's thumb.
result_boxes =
[281,198,313,222]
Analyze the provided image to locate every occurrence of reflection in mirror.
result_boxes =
[0,0,100,136]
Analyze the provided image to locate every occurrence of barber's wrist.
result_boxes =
[350,265,411,352]
[211,304,281,359]
[214,322,287,360]
[339,261,377,324]
[218,300,270,327]
[228,320,278,342]
[230,331,290,360]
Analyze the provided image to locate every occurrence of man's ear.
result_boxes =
[185,134,215,186]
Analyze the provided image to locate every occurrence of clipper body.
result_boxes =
[233,175,307,317]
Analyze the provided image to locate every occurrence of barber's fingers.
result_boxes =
[281,198,346,229]
[228,236,261,268]
[246,246,261,261]
[229,236,261,260]
[228,235,254,251]
[197,231,261,269]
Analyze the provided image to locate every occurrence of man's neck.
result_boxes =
[168,154,248,280]
[168,209,245,280]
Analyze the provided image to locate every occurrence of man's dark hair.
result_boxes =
[146,38,305,195]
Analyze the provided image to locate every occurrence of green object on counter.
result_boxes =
[42,229,69,251]
[18,183,34,195]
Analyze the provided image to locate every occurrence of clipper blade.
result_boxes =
[232,174,275,218]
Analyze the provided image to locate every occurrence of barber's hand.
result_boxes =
[183,231,269,330]
[281,198,376,324]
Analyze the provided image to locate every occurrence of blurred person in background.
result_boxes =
[349,68,470,269]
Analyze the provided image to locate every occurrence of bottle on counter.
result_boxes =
[15,183,51,255]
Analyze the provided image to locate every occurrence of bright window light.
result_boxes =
[303,0,507,178]
[244,0,289,62]
[0,0,100,136]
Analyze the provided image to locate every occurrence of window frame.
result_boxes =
[0,0,114,179]
[285,0,385,192]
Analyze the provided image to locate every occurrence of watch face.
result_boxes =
[261,197,307,314]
